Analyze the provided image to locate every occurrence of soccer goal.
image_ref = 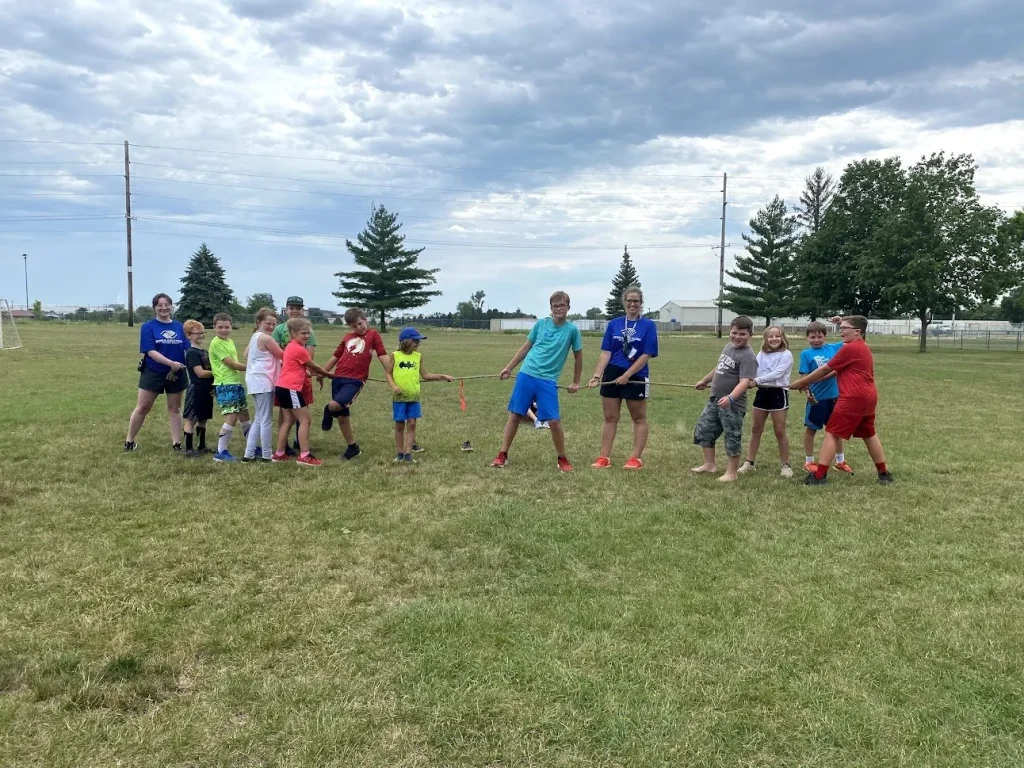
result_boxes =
[0,298,23,350]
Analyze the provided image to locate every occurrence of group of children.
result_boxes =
[690,314,893,485]
[139,289,892,483]
[174,296,449,468]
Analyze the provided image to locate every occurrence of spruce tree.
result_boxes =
[605,246,641,318]
[175,243,236,325]
[795,167,836,233]
[722,196,800,325]
[334,205,441,332]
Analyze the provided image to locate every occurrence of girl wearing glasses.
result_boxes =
[588,286,659,470]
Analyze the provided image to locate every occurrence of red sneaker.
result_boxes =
[833,461,854,474]
[272,451,291,463]
[490,453,507,469]
[591,456,612,469]
[803,461,817,473]
[296,453,322,467]
[623,457,643,470]
[557,456,573,473]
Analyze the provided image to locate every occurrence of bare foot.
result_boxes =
[691,464,718,474]
[717,473,738,483]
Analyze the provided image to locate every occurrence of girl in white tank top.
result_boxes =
[243,309,284,460]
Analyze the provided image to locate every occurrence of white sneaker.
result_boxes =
[737,461,756,474]
[535,420,550,429]
[780,464,794,478]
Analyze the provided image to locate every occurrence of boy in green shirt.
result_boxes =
[208,312,251,462]
[386,328,453,463]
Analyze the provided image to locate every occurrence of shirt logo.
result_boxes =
[716,354,737,374]
[160,330,178,340]
[346,337,366,355]
[398,360,417,369]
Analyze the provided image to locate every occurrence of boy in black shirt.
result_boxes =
[182,320,214,456]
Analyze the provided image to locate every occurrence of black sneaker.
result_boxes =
[197,447,211,455]
[172,442,183,452]
[321,405,334,431]
[184,449,200,458]
[411,444,425,453]
[877,471,894,485]
[285,445,298,457]
[241,456,257,463]
[343,443,361,460]
[123,441,139,453]
[461,441,474,452]
[804,473,828,486]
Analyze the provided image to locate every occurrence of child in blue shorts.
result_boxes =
[799,321,853,474]
[386,328,453,463]
[492,291,583,472]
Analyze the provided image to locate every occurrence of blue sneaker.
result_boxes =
[402,454,417,464]
[393,453,405,463]
[213,450,236,463]
[253,447,263,459]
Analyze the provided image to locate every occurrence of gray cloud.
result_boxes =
[1,0,1021,311]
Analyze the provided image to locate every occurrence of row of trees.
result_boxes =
[722,153,1024,350]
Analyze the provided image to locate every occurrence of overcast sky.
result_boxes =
[1,0,1022,316]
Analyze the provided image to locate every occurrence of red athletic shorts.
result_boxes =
[826,395,877,440]
[302,376,314,404]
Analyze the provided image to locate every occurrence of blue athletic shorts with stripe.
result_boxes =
[392,401,422,421]
[805,397,838,431]
[508,372,559,422]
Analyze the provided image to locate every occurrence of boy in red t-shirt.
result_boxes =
[318,308,392,460]
[272,318,335,467]
[791,315,893,485]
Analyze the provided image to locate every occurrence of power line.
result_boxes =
[131,142,724,179]
[0,192,123,197]
[131,192,723,224]
[0,214,122,222]
[131,175,723,209]
[0,161,121,166]
[0,138,121,146]
[0,173,123,179]
[129,161,721,199]
[132,215,720,250]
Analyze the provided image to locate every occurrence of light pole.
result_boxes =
[22,253,28,312]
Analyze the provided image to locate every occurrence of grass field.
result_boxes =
[2,322,1023,767]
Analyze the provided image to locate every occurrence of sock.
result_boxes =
[814,463,829,480]
[241,420,252,438]
[875,462,887,475]
[836,452,845,464]
[805,455,814,464]
[196,426,207,450]
[218,424,234,454]
[185,432,194,451]
[300,451,310,459]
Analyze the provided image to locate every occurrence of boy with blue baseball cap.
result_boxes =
[386,327,453,463]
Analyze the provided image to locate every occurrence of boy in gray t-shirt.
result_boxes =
[692,316,758,482]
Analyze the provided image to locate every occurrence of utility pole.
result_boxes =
[716,172,728,338]
[23,253,28,311]
[124,140,134,327]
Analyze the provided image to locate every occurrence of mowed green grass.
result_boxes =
[1,322,1023,768]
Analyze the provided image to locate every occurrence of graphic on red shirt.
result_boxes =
[332,329,387,381]
[278,341,312,391]
[827,338,876,399]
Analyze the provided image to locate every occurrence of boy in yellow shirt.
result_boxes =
[386,328,453,463]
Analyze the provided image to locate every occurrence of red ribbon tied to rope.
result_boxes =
[459,378,467,412]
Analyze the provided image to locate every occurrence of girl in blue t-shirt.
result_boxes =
[587,286,659,470]
[123,293,191,453]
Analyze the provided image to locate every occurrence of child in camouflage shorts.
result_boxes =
[691,316,758,482]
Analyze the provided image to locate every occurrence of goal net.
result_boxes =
[0,299,23,350]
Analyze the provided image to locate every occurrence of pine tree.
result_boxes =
[176,243,236,325]
[333,205,441,332]
[722,196,800,325]
[605,246,641,318]
[795,167,836,233]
